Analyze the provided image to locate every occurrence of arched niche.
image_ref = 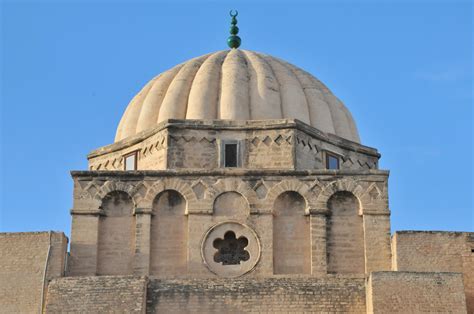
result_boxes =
[97,190,135,275]
[150,190,187,277]
[273,191,311,274]
[213,191,249,217]
[327,191,364,274]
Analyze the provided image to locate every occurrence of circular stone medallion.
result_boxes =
[201,222,261,277]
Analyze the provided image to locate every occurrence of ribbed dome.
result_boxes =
[115,50,360,143]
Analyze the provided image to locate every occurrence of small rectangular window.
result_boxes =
[124,152,137,170]
[224,143,238,167]
[326,152,340,170]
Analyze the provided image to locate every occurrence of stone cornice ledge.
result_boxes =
[69,208,101,215]
[88,119,380,159]
[71,169,389,179]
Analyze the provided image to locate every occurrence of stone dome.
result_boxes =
[115,49,360,143]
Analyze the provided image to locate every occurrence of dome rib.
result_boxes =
[187,51,228,120]
[114,50,361,143]
[243,50,282,120]
[274,57,315,126]
[118,78,156,140]
[277,59,336,134]
[158,54,210,123]
[263,55,311,125]
[305,74,353,141]
[219,49,250,120]
[136,66,183,133]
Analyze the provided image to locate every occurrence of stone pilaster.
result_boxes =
[310,212,327,276]
[68,212,100,276]
[133,208,152,275]
[363,213,392,273]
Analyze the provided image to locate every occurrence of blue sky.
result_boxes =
[1,1,472,237]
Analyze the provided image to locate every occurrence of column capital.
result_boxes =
[134,207,153,215]
[70,208,101,216]
[308,208,329,216]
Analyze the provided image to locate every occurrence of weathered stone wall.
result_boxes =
[43,272,469,313]
[150,190,187,277]
[88,119,380,171]
[69,170,391,278]
[67,215,100,276]
[327,191,365,274]
[295,129,378,170]
[167,127,218,169]
[97,191,135,275]
[147,276,366,313]
[367,271,467,313]
[0,232,67,314]
[89,127,168,171]
[273,191,311,274]
[392,231,474,312]
[246,128,295,169]
[45,276,147,313]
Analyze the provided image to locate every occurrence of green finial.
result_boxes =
[227,10,241,49]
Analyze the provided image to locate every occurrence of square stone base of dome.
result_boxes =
[88,119,380,172]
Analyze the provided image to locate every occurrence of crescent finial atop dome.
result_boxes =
[227,10,241,49]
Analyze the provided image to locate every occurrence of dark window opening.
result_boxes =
[213,231,250,265]
[224,144,238,167]
[471,249,474,253]
[124,152,137,171]
[326,152,340,170]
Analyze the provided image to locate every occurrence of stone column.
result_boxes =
[133,208,152,275]
[68,212,100,276]
[310,211,327,276]
[363,213,391,273]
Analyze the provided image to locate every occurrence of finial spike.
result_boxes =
[227,10,241,49]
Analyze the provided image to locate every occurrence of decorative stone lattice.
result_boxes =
[202,222,260,277]
[213,231,250,265]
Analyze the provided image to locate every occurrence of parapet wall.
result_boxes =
[44,276,365,313]
[45,273,468,313]
[367,271,467,313]
[392,231,474,312]
[148,276,367,313]
[45,276,147,313]
[0,232,67,313]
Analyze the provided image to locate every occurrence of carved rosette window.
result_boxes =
[213,231,250,265]
[202,222,260,278]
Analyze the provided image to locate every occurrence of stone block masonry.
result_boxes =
[45,276,147,313]
[88,119,380,171]
[367,271,467,313]
[0,232,67,314]
[147,276,367,313]
[392,231,474,312]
